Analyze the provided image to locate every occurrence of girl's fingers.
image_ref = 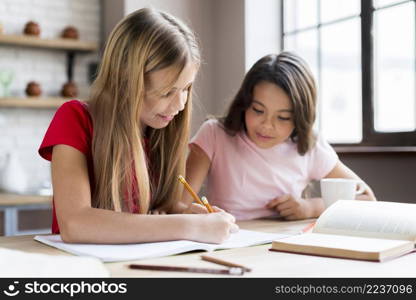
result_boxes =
[266,200,278,209]
[266,195,290,208]
[229,223,239,233]
[284,214,298,221]
[212,206,235,222]
[212,206,224,212]
[276,200,294,212]
[219,211,236,223]
[279,208,293,217]
[190,203,209,214]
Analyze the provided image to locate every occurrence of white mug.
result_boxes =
[320,178,366,208]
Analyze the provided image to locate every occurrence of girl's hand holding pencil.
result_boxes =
[183,202,209,214]
[183,203,226,214]
[178,175,228,215]
[178,175,214,212]
[178,175,239,243]
[197,211,239,243]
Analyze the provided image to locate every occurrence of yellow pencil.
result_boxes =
[178,175,214,213]
[201,196,214,213]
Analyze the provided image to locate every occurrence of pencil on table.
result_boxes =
[201,255,252,272]
[178,175,214,213]
[128,264,244,275]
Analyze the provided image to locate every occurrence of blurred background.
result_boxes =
[0,0,415,235]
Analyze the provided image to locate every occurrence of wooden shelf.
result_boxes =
[0,34,98,52]
[0,193,51,206]
[0,97,72,108]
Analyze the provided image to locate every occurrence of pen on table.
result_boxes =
[178,175,214,213]
[128,264,244,275]
[201,255,252,272]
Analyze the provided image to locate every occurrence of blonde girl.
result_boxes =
[39,8,237,244]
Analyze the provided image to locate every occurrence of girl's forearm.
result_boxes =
[59,207,198,244]
[170,196,194,213]
[307,197,326,218]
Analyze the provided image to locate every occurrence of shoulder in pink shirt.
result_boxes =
[190,119,338,220]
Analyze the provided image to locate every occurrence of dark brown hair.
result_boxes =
[219,52,317,155]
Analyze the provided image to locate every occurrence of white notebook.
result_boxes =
[0,248,109,277]
[34,229,290,262]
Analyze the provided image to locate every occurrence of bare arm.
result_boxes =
[324,160,376,200]
[172,143,212,213]
[267,160,376,220]
[52,145,236,244]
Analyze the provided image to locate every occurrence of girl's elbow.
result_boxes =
[59,218,82,243]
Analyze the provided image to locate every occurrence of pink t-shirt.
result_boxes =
[190,119,338,220]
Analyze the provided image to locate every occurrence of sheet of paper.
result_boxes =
[34,229,291,262]
[0,248,109,277]
[211,229,290,249]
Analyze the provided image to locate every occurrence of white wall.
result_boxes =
[245,0,281,71]
[0,0,101,193]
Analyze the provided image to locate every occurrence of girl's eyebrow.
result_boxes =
[252,99,293,113]
[252,99,265,106]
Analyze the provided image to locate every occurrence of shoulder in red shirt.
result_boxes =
[39,100,94,234]
[39,100,150,234]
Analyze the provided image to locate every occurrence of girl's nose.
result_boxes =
[261,116,274,129]
[171,90,187,112]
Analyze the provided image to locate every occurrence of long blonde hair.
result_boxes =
[88,8,200,213]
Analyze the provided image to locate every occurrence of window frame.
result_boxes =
[281,0,416,147]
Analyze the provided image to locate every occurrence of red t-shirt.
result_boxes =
[38,100,141,234]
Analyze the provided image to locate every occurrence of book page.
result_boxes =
[34,230,290,262]
[313,200,416,241]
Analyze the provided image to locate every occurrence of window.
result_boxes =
[282,0,416,146]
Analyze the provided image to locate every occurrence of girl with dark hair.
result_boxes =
[183,52,375,221]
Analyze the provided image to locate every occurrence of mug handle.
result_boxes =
[355,181,366,195]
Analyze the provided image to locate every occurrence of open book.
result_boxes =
[271,200,416,262]
[35,229,289,262]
